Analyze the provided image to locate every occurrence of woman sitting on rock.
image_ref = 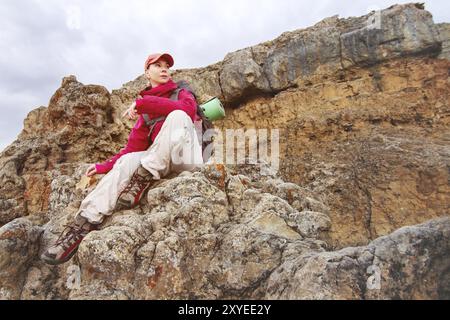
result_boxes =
[41,53,204,265]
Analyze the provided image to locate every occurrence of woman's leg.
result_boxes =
[140,110,204,179]
[41,151,146,265]
[41,111,202,265]
[114,110,203,210]
[76,151,146,224]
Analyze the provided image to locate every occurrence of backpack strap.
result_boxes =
[142,114,166,127]
[143,114,166,143]
[171,81,209,125]
[172,80,197,101]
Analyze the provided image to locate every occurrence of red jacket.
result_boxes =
[95,79,198,174]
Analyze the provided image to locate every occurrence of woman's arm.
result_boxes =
[95,144,137,174]
[94,119,149,174]
[134,89,197,120]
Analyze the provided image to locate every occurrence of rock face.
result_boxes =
[437,23,450,60]
[0,163,448,299]
[0,3,449,299]
[266,217,450,299]
[0,75,123,226]
[224,56,450,249]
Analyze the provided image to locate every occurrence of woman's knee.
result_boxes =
[166,110,190,122]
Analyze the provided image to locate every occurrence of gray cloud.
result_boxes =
[0,0,448,152]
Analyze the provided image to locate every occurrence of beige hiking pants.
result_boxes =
[76,110,204,224]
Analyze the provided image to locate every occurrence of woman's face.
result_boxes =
[146,59,171,87]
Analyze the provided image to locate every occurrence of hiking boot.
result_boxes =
[115,165,154,211]
[41,216,96,265]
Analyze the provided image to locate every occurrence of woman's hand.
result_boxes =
[121,101,138,120]
[85,164,97,177]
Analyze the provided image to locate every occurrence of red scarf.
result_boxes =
[139,79,178,97]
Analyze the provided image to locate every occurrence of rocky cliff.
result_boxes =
[0,3,449,299]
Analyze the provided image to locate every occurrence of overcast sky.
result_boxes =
[0,0,448,152]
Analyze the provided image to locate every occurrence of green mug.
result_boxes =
[200,97,225,121]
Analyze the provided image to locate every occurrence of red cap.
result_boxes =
[144,53,174,70]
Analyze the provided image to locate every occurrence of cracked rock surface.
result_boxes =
[0,163,448,299]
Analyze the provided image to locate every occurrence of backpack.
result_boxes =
[142,80,214,160]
